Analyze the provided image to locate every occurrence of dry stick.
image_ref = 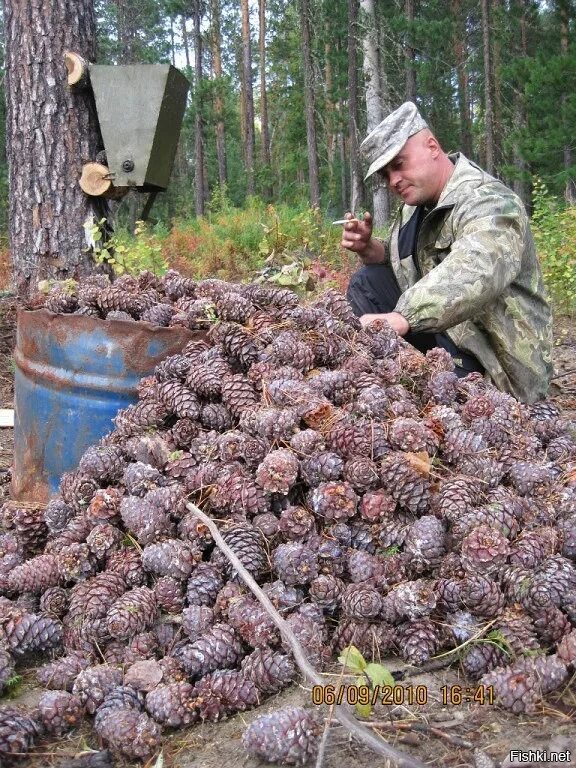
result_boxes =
[368,721,474,749]
[188,503,427,768]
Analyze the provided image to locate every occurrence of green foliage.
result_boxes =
[162,201,347,289]
[337,645,395,718]
[531,178,576,314]
[86,219,169,277]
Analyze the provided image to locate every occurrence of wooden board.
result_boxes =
[0,409,14,427]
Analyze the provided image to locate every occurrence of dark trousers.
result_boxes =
[347,264,484,378]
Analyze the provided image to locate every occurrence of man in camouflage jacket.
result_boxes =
[343,102,553,403]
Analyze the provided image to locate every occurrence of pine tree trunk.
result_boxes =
[300,0,320,208]
[512,0,529,207]
[481,0,495,174]
[240,0,255,196]
[211,0,227,187]
[193,0,205,215]
[325,42,337,205]
[360,0,389,227]
[492,0,503,168]
[258,0,273,200]
[452,0,473,157]
[5,0,106,298]
[182,15,191,70]
[338,127,348,212]
[113,0,136,63]
[404,0,417,101]
[348,0,364,214]
[559,0,575,203]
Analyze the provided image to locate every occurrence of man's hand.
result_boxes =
[340,212,386,264]
[360,312,410,336]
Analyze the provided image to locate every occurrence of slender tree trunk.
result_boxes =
[5,0,107,297]
[348,0,364,213]
[360,0,389,226]
[512,0,529,206]
[169,16,176,66]
[404,0,417,101]
[240,0,255,196]
[182,15,191,70]
[325,42,337,205]
[192,0,205,215]
[211,0,227,187]
[258,0,273,200]
[559,0,575,203]
[452,0,473,157]
[481,0,495,174]
[113,0,136,63]
[492,0,503,168]
[300,0,320,208]
[338,127,347,213]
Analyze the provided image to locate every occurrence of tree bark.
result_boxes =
[300,0,320,208]
[182,14,191,70]
[348,0,364,214]
[5,0,107,297]
[404,0,417,101]
[258,0,273,200]
[481,0,495,174]
[558,0,575,203]
[240,0,255,196]
[511,0,529,207]
[113,0,136,64]
[360,0,389,226]
[210,0,227,187]
[451,0,473,157]
[325,42,337,205]
[192,0,205,215]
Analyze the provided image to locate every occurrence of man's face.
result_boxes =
[379,131,441,206]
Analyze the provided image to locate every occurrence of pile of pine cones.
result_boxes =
[2,271,576,764]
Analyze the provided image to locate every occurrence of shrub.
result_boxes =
[531,178,576,314]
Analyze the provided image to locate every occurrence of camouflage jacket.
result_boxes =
[389,153,553,403]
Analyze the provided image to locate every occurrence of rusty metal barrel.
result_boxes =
[12,308,197,503]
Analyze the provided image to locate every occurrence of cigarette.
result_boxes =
[332,219,353,225]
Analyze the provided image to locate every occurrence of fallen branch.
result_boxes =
[187,502,427,768]
[393,652,458,680]
[368,720,475,749]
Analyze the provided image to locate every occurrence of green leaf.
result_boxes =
[355,701,372,718]
[337,645,366,673]
[364,663,395,688]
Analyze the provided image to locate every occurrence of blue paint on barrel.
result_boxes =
[12,308,198,503]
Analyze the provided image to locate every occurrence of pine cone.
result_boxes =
[36,652,91,692]
[460,643,508,679]
[255,448,299,494]
[174,622,243,679]
[240,647,296,694]
[145,682,197,727]
[0,706,43,759]
[380,453,431,514]
[37,690,84,735]
[396,618,441,665]
[106,587,157,640]
[72,665,124,714]
[191,669,259,721]
[94,707,162,760]
[310,481,358,521]
[242,706,322,765]
[272,543,318,586]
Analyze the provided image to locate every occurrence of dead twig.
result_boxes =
[368,720,475,749]
[393,652,458,680]
[187,502,427,768]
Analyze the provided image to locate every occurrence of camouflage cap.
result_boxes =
[361,102,428,181]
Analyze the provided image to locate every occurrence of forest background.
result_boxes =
[0,0,575,310]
